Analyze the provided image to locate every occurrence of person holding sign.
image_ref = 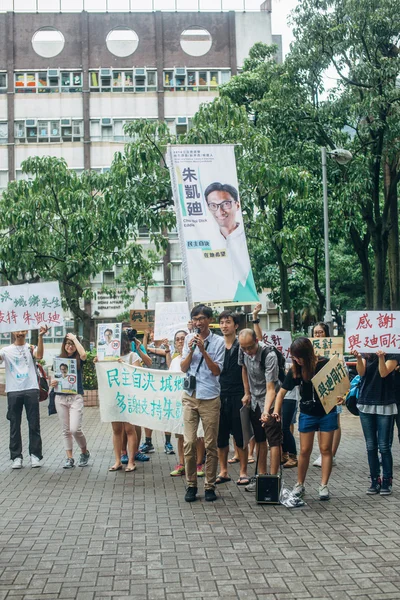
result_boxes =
[311,322,342,469]
[353,350,399,496]
[50,334,90,469]
[0,326,48,469]
[273,338,344,501]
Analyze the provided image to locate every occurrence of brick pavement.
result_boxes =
[0,402,400,600]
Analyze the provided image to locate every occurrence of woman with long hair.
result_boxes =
[273,337,343,500]
[354,350,398,495]
[311,322,342,467]
[108,332,141,473]
[50,333,90,469]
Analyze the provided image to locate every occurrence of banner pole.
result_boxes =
[167,146,194,312]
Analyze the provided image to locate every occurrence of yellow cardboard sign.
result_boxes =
[312,355,350,414]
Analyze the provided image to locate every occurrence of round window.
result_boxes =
[32,27,65,58]
[180,27,212,57]
[106,27,139,57]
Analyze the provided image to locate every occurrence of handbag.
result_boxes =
[345,375,361,416]
[35,362,49,402]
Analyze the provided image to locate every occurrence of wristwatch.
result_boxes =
[252,318,260,324]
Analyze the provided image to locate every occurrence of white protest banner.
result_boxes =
[0,281,63,333]
[262,331,292,362]
[168,144,259,305]
[310,337,344,360]
[53,358,78,395]
[345,311,400,353]
[97,323,122,361]
[96,362,185,433]
[154,302,190,341]
[312,355,350,414]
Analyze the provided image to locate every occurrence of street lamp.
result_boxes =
[321,147,353,335]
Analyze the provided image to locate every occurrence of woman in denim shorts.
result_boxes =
[274,337,344,501]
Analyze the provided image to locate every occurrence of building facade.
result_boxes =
[0,4,281,330]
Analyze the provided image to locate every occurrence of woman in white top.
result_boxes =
[109,333,141,473]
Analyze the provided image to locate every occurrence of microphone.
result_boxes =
[192,327,201,349]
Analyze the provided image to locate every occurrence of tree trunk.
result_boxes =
[276,249,291,330]
[312,248,325,320]
[349,224,373,309]
[386,162,400,309]
[62,282,91,350]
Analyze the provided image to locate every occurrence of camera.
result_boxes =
[183,375,196,392]
[125,328,138,342]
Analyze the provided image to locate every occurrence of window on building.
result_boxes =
[0,122,7,144]
[89,69,157,92]
[14,119,83,143]
[166,117,192,136]
[103,271,115,285]
[0,171,8,193]
[152,264,164,284]
[14,71,82,93]
[90,118,146,142]
[170,263,183,284]
[163,69,230,91]
[0,73,7,93]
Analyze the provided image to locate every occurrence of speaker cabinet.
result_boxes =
[256,474,281,504]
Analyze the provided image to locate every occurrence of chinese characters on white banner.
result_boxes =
[345,311,400,353]
[262,331,292,362]
[96,363,186,434]
[168,145,259,305]
[0,281,63,333]
[154,302,190,341]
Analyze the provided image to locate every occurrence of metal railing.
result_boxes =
[1,0,270,13]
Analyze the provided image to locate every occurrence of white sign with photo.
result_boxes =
[53,357,78,395]
[169,144,259,305]
[97,323,122,361]
[154,302,190,341]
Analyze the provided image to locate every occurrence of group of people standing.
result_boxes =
[0,306,398,502]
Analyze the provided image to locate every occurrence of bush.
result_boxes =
[82,349,98,390]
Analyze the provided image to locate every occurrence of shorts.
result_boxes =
[218,394,244,449]
[249,403,282,447]
[298,411,338,433]
[291,403,298,425]
[336,405,343,415]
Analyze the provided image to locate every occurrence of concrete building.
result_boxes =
[0,3,281,337]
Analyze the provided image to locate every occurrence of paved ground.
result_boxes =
[0,403,400,600]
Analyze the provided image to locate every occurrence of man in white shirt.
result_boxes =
[0,326,48,469]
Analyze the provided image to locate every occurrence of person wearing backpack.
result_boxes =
[0,326,49,469]
[238,329,282,492]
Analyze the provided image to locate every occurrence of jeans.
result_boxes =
[359,411,394,480]
[282,398,297,455]
[389,410,400,448]
[7,389,42,460]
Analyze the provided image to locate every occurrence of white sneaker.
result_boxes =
[11,457,22,469]
[30,454,42,468]
[313,455,322,467]
[319,484,330,501]
[293,483,305,497]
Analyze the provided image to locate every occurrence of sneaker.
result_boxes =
[63,457,75,469]
[332,456,337,466]
[319,484,330,501]
[283,454,298,468]
[245,478,257,493]
[380,478,392,496]
[164,442,175,455]
[313,455,322,467]
[135,452,150,462]
[197,464,205,477]
[121,453,128,464]
[185,486,198,502]
[366,477,381,495]
[11,457,22,469]
[139,442,155,454]
[293,483,305,497]
[30,455,42,468]
[170,464,185,477]
[205,488,217,502]
[78,451,90,467]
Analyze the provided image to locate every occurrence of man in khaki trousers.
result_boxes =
[181,305,225,503]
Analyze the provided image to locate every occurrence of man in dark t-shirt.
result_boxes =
[216,311,249,486]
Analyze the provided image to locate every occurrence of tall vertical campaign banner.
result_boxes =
[168,145,259,305]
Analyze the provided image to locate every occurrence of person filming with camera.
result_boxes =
[180,305,225,503]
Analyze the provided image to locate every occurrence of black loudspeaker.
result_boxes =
[256,474,281,504]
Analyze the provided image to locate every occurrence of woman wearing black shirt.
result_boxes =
[272,337,344,501]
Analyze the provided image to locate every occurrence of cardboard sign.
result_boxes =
[130,309,154,330]
[345,311,400,353]
[0,281,63,333]
[262,331,292,362]
[310,337,344,360]
[97,323,122,361]
[312,355,350,414]
[154,302,190,341]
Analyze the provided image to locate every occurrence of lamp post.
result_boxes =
[321,147,353,335]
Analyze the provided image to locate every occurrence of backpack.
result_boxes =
[260,344,286,384]
[28,346,49,402]
[345,374,361,416]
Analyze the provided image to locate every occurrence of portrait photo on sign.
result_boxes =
[53,357,78,394]
[97,323,122,361]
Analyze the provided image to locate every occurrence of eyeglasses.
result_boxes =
[175,336,186,342]
[192,316,207,323]
[207,200,234,212]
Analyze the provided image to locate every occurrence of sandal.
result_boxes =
[247,458,255,464]
[215,476,231,484]
[125,465,137,473]
[108,465,122,472]
[237,476,250,486]
[228,457,240,464]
